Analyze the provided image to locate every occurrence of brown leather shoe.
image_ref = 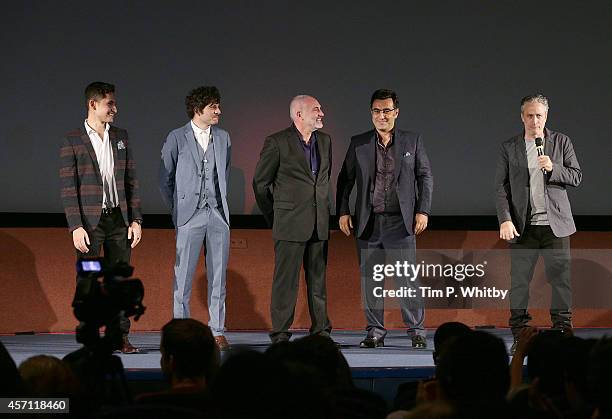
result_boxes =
[215,335,230,351]
[121,336,140,354]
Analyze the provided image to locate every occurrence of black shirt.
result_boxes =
[372,131,400,214]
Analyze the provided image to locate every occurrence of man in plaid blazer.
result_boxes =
[59,81,143,353]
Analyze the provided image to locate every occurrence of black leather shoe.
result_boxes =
[552,325,574,336]
[360,336,384,348]
[411,335,427,349]
[311,332,341,347]
[270,333,290,345]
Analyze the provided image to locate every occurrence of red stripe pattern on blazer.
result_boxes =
[59,125,142,232]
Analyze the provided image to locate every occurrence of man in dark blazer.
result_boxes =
[60,81,143,353]
[495,94,582,353]
[337,89,433,349]
[253,95,332,344]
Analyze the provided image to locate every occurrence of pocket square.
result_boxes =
[404,151,411,157]
[117,140,126,150]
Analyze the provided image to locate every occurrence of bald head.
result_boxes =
[289,95,313,121]
[289,95,324,136]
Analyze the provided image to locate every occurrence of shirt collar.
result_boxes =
[522,128,548,143]
[191,120,211,137]
[292,123,316,145]
[84,120,109,136]
[375,129,394,148]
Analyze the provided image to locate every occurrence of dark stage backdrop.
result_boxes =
[2,1,611,216]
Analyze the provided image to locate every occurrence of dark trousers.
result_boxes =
[509,224,572,335]
[270,231,331,340]
[357,213,424,339]
[76,208,132,334]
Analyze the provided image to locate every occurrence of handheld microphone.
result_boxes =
[535,137,546,174]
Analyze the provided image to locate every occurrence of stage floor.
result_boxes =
[3,328,610,371]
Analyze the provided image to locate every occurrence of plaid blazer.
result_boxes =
[59,125,142,232]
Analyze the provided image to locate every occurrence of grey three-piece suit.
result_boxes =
[159,122,231,336]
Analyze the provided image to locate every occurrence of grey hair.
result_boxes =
[520,94,549,112]
[289,95,311,120]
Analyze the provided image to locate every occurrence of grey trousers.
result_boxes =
[173,205,229,336]
[357,213,425,339]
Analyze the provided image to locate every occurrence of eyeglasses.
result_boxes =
[371,108,396,115]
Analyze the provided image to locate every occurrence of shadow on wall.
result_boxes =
[225,269,267,329]
[228,166,245,214]
[193,268,267,330]
[250,202,261,215]
[0,231,57,333]
[571,257,612,310]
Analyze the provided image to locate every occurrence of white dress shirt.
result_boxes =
[84,120,119,209]
[190,120,211,153]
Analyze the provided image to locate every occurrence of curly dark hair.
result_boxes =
[185,86,221,119]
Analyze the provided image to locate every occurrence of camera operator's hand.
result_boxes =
[128,222,142,248]
[72,227,90,253]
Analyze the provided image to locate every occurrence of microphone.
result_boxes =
[535,137,546,174]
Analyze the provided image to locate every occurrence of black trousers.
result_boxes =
[357,213,424,339]
[76,208,132,334]
[270,231,331,339]
[509,224,572,335]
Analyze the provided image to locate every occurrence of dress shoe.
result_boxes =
[411,335,427,349]
[360,336,384,348]
[552,325,574,336]
[215,335,230,351]
[510,337,519,355]
[311,332,341,347]
[270,333,290,345]
[120,336,140,354]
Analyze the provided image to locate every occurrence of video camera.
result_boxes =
[72,257,146,351]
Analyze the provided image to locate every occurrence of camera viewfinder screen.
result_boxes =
[80,261,102,272]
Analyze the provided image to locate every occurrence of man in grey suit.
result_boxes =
[337,89,433,349]
[253,95,332,344]
[159,86,231,350]
[495,94,582,353]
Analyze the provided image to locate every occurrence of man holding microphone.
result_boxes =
[495,94,582,353]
